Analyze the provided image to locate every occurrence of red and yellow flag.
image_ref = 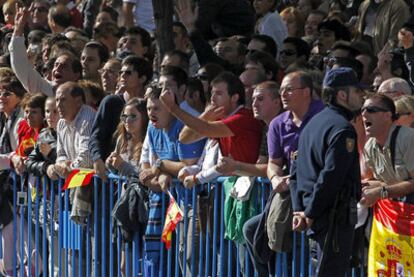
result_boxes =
[17,137,35,157]
[161,192,183,249]
[368,199,414,277]
[62,168,95,190]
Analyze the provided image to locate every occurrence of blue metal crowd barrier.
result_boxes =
[0,172,366,276]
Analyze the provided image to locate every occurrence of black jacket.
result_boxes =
[26,128,57,176]
[112,176,149,242]
[89,94,125,162]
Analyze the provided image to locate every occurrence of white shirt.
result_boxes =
[56,105,96,169]
[257,11,288,56]
[123,0,155,33]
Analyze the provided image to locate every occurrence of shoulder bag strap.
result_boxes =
[389,125,401,171]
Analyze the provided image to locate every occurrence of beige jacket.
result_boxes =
[356,0,410,55]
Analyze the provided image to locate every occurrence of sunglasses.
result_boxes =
[119,70,134,76]
[280,50,297,56]
[120,114,138,123]
[361,106,390,114]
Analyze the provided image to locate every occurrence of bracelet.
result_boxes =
[380,186,389,199]
[269,174,277,182]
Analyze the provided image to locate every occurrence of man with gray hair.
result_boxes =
[378,77,412,99]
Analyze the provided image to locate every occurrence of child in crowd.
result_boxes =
[25,96,59,276]
[12,93,47,175]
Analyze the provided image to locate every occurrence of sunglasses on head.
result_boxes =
[361,106,390,114]
[120,114,138,122]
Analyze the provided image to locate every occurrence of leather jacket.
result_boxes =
[26,128,57,176]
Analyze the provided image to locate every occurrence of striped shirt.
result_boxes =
[56,105,96,168]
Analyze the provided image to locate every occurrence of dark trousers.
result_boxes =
[314,223,355,277]
[243,214,273,277]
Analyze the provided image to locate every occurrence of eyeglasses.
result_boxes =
[361,106,390,114]
[0,90,15,98]
[119,70,134,76]
[280,50,297,56]
[280,86,305,95]
[120,114,138,123]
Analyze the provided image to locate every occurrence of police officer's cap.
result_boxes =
[323,67,363,89]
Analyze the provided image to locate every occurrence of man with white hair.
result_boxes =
[377,77,412,99]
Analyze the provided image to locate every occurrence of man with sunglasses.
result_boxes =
[279,37,310,72]
[89,55,152,181]
[360,94,414,207]
[290,67,364,276]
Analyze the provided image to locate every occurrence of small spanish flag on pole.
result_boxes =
[62,168,95,190]
[161,191,183,249]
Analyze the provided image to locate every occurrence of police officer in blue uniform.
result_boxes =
[290,67,364,276]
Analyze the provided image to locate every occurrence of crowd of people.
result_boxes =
[0,0,413,276]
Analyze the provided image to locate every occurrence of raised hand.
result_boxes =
[175,0,198,33]
[13,4,29,37]
[398,28,414,49]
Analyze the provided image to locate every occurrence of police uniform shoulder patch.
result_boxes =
[346,138,355,153]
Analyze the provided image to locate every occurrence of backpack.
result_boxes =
[266,190,293,253]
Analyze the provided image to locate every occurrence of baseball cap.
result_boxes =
[323,67,363,89]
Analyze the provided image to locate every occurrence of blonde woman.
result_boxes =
[395,95,414,128]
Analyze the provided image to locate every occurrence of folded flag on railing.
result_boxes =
[62,168,95,190]
[161,191,183,249]
[368,199,414,276]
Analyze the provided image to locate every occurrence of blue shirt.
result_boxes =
[147,119,205,161]
[145,119,205,254]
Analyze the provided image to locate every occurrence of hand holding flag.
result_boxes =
[62,168,95,190]
[161,191,183,249]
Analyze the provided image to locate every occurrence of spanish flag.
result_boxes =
[161,192,183,249]
[62,168,95,190]
[368,199,414,277]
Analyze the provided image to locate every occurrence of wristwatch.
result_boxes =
[380,186,389,199]
[153,159,163,175]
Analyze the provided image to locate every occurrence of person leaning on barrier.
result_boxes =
[53,82,96,223]
[138,86,205,277]
[26,96,58,178]
[0,67,31,276]
[360,94,414,207]
[161,71,262,275]
[89,56,152,182]
[10,93,48,176]
[290,67,364,276]
[244,71,323,277]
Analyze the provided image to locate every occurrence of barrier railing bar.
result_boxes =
[190,186,196,277]
[109,177,114,277]
[101,178,107,277]
[93,177,98,277]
